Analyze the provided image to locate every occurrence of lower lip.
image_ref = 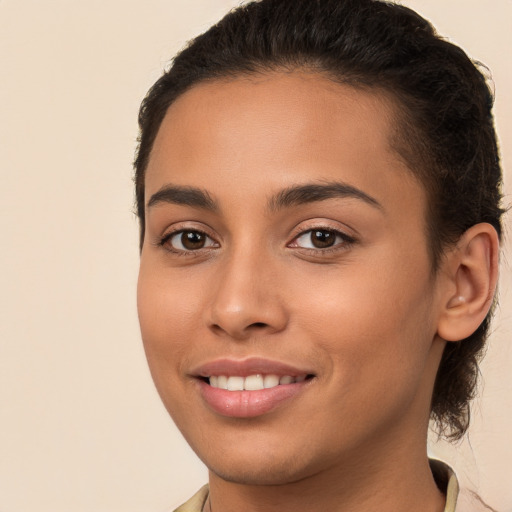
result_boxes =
[198,379,311,418]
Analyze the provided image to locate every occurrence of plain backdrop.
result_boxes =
[0,1,510,511]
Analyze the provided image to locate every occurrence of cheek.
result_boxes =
[291,256,436,386]
[137,264,199,381]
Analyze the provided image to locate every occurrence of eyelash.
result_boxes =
[156,226,356,256]
[157,228,219,256]
[288,227,356,254]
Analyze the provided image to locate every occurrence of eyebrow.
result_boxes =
[147,180,382,213]
[268,181,382,212]
[147,185,218,211]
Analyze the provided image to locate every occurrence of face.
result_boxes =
[138,72,446,485]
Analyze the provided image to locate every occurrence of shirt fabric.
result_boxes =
[172,459,486,512]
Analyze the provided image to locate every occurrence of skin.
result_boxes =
[138,72,454,512]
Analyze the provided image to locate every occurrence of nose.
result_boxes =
[205,251,288,340]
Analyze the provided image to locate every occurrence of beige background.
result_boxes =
[0,1,510,511]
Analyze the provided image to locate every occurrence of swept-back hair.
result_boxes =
[134,0,504,439]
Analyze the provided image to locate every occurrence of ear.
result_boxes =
[436,223,500,342]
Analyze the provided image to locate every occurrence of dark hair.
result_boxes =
[134,0,504,439]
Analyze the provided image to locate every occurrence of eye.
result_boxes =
[163,230,218,252]
[290,229,354,250]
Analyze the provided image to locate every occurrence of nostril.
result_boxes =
[250,322,268,329]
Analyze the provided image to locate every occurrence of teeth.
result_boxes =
[208,374,305,391]
[227,376,244,391]
[244,374,264,390]
[263,374,280,388]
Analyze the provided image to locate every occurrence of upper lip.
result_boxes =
[191,357,314,378]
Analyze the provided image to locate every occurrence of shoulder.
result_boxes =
[171,485,209,512]
[430,459,497,512]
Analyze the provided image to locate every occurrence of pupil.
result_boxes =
[312,230,335,248]
[182,231,205,250]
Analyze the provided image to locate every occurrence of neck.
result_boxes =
[206,433,445,512]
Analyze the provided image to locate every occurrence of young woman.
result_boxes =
[134,1,504,510]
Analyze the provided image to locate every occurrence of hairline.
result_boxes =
[137,66,443,273]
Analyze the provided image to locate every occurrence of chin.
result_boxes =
[197,438,328,486]
[207,458,314,486]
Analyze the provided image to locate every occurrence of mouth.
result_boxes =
[193,358,316,418]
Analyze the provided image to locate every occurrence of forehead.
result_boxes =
[146,71,424,216]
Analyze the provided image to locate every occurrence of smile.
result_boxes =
[193,358,315,418]
[208,374,308,391]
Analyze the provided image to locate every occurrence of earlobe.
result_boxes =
[437,223,499,342]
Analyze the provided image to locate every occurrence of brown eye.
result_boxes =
[166,230,217,251]
[310,230,336,248]
[181,231,206,250]
[291,228,354,251]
